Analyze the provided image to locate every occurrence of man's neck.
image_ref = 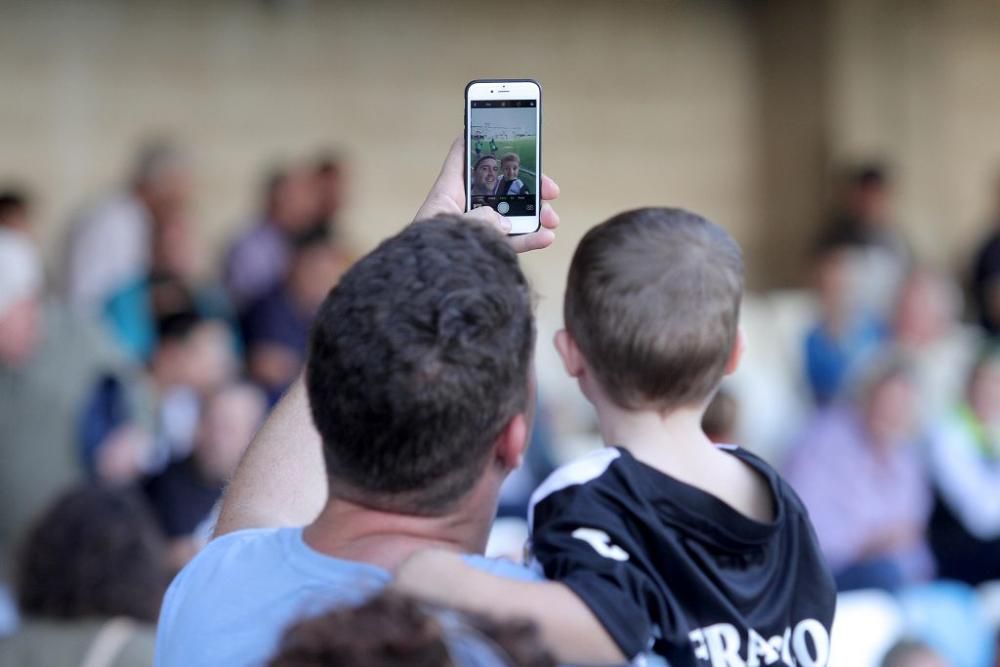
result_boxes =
[302,476,499,572]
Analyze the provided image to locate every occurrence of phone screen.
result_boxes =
[467,97,539,227]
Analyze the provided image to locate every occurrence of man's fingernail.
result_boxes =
[500,219,512,231]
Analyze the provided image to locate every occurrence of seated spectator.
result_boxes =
[0,485,167,667]
[970,174,1000,336]
[147,312,237,466]
[269,591,555,667]
[224,166,321,311]
[816,164,911,319]
[242,227,346,402]
[893,267,977,424]
[804,245,886,405]
[784,355,933,592]
[0,229,148,571]
[701,386,739,443]
[311,152,348,241]
[928,347,1000,585]
[144,383,266,571]
[62,141,191,312]
[104,200,238,362]
[0,188,31,235]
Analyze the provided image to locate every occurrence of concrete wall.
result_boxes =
[0,0,759,313]
[1,0,998,302]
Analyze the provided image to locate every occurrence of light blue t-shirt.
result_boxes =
[154,527,537,666]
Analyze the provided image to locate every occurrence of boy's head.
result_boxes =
[501,153,520,181]
[561,207,744,413]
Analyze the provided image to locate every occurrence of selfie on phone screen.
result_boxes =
[468,99,538,219]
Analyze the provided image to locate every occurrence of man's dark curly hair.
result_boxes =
[268,591,556,667]
[306,216,535,515]
[16,485,168,623]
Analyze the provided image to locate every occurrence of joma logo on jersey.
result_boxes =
[689,620,830,667]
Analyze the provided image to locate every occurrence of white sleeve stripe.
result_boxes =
[528,447,621,532]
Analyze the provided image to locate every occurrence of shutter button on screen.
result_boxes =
[497,201,510,214]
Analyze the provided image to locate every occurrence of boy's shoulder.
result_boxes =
[529,446,623,509]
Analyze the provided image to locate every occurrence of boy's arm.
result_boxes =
[394,550,627,666]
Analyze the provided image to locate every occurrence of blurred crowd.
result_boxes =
[0,143,999,666]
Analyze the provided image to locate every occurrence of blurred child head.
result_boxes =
[0,229,42,366]
[893,269,961,348]
[880,639,949,667]
[152,312,235,394]
[501,153,521,182]
[0,189,31,235]
[560,207,744,414]
[702,388,739,443]
[17,485,167,623]
[268,591,555,667]
[194,383,267,484]
[288,228,347,312]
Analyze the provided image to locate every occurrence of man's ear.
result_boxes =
[495,414,528,471]
[554,329,585,378]
[724,328,746,376]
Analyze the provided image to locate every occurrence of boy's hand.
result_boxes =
[393,548,470,602]
[414,136,560,254]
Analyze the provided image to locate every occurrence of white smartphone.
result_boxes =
[465,79,541,235]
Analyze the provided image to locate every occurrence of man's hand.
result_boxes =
[414,136,560,253]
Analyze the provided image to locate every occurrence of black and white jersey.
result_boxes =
[527,446,836,667]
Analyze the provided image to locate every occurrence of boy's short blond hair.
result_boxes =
[564,207,744,412]
[500,153,520,166]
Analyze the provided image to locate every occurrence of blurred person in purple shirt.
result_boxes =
[784,354,933,592]
[223,166,321,311]
[242,227,347,403]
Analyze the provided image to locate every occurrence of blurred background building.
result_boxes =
[1,1,1000,665]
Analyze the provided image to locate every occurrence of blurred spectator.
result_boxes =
[0,485,166,667]
[0,230,147,572]
[104,201,237,362]
[144,383,266,571]
[312,152,348,241]
[702,386,739,443]
[928,348,1000,585]
[243,227,346,402]
[784,356,933,592]
[224,165,321,310]
[804,245,886,405]
[147,311,236,466]
[62,141,191,312]
[0,188,31,235]
[892,268,977,424]
[881,639,949,667]
[268,591,556,667]
[817,165,911,318]
[970,176,1000,336]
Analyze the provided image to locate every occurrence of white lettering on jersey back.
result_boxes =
[528,447,621,532]
[687,621,830,666]
[570,527,630,562]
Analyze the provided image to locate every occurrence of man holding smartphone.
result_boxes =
[154,137,559,666]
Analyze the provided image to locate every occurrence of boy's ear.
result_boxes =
[494,413,528,471]
[554,329,585,378]
[724,328,747,376]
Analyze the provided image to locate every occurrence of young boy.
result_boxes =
[397,208,837,666]
[498,153,528,195]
